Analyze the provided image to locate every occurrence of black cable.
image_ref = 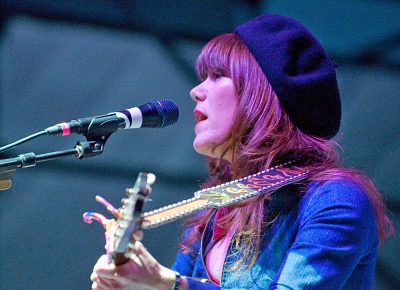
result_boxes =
[0,130,47,153]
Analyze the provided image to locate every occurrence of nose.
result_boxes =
[190,81,206,102]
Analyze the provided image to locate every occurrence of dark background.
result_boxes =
[0,1,398,289]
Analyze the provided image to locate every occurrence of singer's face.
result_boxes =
[190,71,237,161]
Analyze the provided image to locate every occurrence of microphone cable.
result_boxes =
[0,130,47,153]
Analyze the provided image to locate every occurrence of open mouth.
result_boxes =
[194,109,208,122]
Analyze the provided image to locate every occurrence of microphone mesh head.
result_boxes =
[152,99,179,128]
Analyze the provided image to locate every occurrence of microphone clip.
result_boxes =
[76,141,105,159]
[82,113,125,142]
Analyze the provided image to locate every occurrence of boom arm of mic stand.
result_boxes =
[0,141,105,190]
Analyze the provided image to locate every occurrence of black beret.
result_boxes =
[235,14,341,139]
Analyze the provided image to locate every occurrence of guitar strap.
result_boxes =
[142,161,308,229]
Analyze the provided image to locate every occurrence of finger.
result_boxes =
[92,280,112,290]
[91,272,111,284]
[133,241,157,264]
[96,270,118,280]
[115,257,140,277]
[132,241,147,256]
[133,229,144,241]
[91,281,104,290]
[93,275,117,289]
[93,255,116,275]
[93,255,111,270]
[130,252,143,267]
[123,242,146,267]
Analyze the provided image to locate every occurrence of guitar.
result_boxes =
[83,161,308,264]
[83,172,155,266]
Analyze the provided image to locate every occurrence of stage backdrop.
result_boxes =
[0,1,399,289]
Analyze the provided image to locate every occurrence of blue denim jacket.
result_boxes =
[172,180,378,289]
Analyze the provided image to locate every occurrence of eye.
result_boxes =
[208,68,226,80]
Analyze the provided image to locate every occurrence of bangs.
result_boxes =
[195,33,238,81]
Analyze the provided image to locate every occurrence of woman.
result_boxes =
[91,14,393,289]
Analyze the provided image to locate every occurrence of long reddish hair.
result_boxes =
[181,33,393,269]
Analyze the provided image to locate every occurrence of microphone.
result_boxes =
[45,99,179,138]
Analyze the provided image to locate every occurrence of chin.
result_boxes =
[193,143,209,157]
[193,140,214,158]
[193,142,228,161]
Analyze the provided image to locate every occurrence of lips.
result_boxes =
[194,109,208,122]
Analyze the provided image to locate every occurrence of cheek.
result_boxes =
[212,104,236,131]
[214,119,233,139]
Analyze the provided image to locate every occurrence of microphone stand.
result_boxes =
[0,140,105,190]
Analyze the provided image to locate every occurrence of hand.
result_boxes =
[91,241,176,290]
